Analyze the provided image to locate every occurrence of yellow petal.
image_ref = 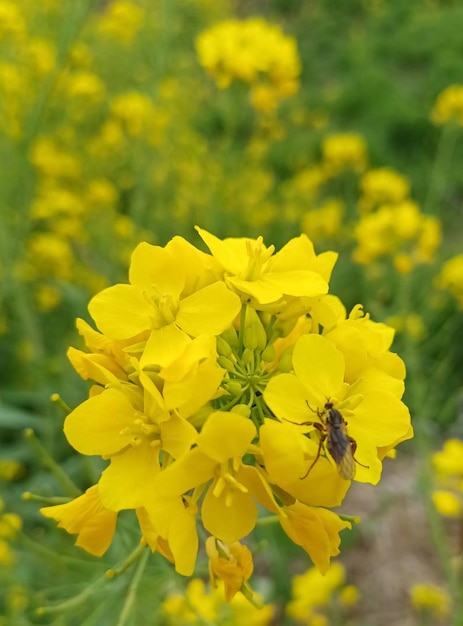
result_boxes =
[140,324,191,369]
[40,485,117,556]
[99,441,160,510]
[129,242,185,296]
[198,412,256,463]
[264,373,314,424]
[202,487,257,543]
[64,389,135,456]
[160,413,198,459]
[293,334,345,402]
[88,284,153,339]
[176,282,241,336]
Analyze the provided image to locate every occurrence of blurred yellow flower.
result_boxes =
[410,583,451,618]
[196,17,300,108]
[435,254,463,308]
[431,84,463,125]
[432,490,461,517]
[0,1,26,41]
[25,38,56,76]
[322,133,368,175]
[286,562,357,624]
[301,199,344,242]
[358,167,410,211]
[353,203,441,268]
[96,0,144,45]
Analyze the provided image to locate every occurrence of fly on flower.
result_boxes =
[286,401,367,480]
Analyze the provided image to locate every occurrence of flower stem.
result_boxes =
[106,543,149,579]
[23,428,81,497]
[115,546,150,626]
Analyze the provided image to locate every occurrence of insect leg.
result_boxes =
[348,436,369,469]
[300,430,326,479]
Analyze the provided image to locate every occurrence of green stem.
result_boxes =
[238,303,248,356]
[115,547,150,626]
[424,122,459,216]
[23,492,70,506]
[106,544,149,579]
[255,515,279,526]
[23,428,81,497]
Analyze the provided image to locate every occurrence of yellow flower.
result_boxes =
[301,199,344,242]
[431,84,463,125]
[359,167,410,210]
[196,227,335,306]
[196,18,300,105]
[154,411,258,543]
[410,583,451,618]
[88,238,240,367]
[435,254,463,308]
[286,562,345,621]
[206,537,253,602]
[110,91,156,137]
[279,504,351,574]
[321,133,368,175]
[96,0,144,45]
[41,486,117,556]
[432,439,463,476]
[43,230,411,591]
[432,490,461,517]
[0,1,26,41]
[264,333,411,484]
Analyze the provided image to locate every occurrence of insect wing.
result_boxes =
[326,411,355,480]
[335,444,355,480]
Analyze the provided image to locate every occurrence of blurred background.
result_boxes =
[1,0,463,624]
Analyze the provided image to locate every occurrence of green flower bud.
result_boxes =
[225,381,243,396]
[261,344,275,363]
[277,348,294,372]
[231,404,251,418]
[242,348,255,366]
[216,335,233,357]
[218,356,235,372]
[220,326,239,348]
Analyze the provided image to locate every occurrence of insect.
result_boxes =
[286,401,366,480]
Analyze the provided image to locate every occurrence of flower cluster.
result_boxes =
[161,578,274,625]
[431,84,463,126]
[431,439,463,517]
[41,229,412,598]
[321,133,368,176]
[435,254,463,309]
[286,562,358,625]
[195,17,301,111]
[410,583,452,621]
[353,199,441,272]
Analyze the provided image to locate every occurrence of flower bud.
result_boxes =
[231,404,251,418]
[225,381,243,396]
[220,326,239,348]
[216,335,233,357]
[261,344,275,363]
[217,356,235,372]
[242,348,254,366]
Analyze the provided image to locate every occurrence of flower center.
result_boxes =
[242,237,275,281]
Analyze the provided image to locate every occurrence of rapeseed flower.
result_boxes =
[196,18,300,110]
[431,84,463,126]
[321,133,367,175]
[96,0,144,45]
[42,229,412,600]
[435,254,463,308]
[358,167,410,211]
[410,583,451,619]
[431,439,463,517]
[353,202,441,269]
